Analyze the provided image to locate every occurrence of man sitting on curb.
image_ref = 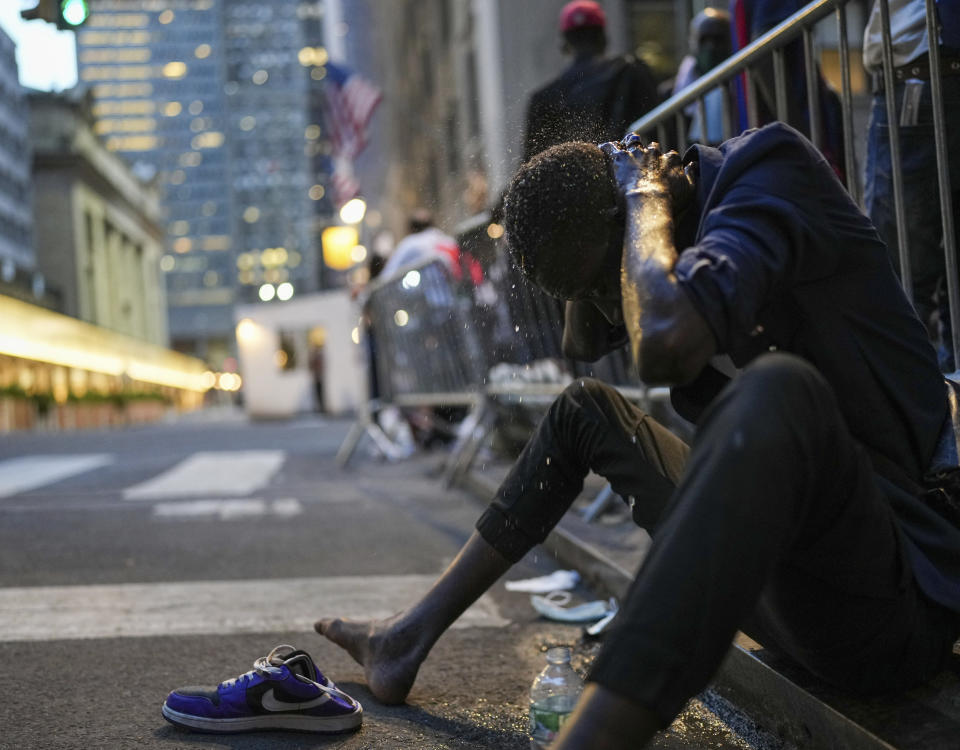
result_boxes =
[316,123,960,749]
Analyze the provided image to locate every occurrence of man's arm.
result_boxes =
[602,139,716,384]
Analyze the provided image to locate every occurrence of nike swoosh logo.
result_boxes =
[261,688,331,712]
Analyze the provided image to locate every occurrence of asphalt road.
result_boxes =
[0,412,761,749]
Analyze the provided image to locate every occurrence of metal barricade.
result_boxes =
[628,0,956,373]
[336,258,487,466]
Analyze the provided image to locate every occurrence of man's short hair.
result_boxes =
[503,141,618,297]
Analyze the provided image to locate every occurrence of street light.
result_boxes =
[339,197,366,225]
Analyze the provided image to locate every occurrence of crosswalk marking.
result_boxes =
[0,575,508,642]
[152,498,303,520]
[124,450,286,500]
[0,454,113,498]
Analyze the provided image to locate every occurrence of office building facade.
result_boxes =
[0,25,36,298]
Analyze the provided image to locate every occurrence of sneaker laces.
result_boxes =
[226,644,360,709]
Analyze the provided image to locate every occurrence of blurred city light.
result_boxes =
[321,225,359,271]
[235,318,260,344]
[339,197,366,224]
[401,270,421,290]
[276,282,294,301]
[258,283,276,302]
[394,309,409,327]
[350,244,367,263]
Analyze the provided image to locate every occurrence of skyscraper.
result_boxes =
[222,0,328,302]
[0,24,35,295]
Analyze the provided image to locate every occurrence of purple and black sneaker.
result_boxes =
[162,644,362,733]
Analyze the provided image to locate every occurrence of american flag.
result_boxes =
[321,61,382,160]
[331,156,360,206]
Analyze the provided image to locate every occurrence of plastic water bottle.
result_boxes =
[529,645,584,749]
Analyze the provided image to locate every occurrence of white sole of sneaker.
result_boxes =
[161,702,363,733]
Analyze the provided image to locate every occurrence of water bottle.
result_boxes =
[529,645,584,749]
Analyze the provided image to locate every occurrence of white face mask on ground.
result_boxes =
[530,591,618,623]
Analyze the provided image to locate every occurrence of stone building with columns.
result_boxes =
[28,88,168,347]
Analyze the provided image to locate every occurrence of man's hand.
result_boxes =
[600,135,695,214]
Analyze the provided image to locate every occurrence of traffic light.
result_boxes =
[20,0,90,30]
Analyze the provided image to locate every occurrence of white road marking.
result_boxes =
[0,575,508,642]
[124,450,286,500]
[0,454,113,498]
[152,498,303,520]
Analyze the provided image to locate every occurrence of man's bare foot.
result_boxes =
[315,614,425,705]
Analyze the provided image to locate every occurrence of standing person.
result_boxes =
[862,0,960,370]
[730,0,846,179]
[379,208,483,286]
[522,0,659,162]
[671,7,732,145]
[314,125,960,748]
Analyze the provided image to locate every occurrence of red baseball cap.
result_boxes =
[559,0,606,32]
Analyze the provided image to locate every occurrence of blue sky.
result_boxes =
[0,1,78,91]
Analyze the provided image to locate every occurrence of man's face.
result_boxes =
[532,215,624,325]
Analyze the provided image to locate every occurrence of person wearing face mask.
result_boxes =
[672,8,732,145]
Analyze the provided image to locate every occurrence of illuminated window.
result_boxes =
[80,31,151,45]
[172,238,192,253]
[159,254,175,271]
[93,118,156,134]
[104,135,158,151]
[191,132,224,149]
[194,44,211,59]
[201,235,231,251]
[80,48,151,63]
[243,206,260,223]
[252,69,268,85]
[158,10,174,24]
[162,101,182,117]
[94,83,152,97]
[92,100,155,116]
[82,64,152,81]
[162,61,187,79]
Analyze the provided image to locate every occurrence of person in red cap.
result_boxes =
[521,0,659,162]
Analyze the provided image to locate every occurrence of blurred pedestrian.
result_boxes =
[862,0,960,370]
[522,0,659,162]
[671,7,732,145]
[380,209,483,286]
[730,0,846,179]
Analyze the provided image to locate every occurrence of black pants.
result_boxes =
[476,353,960,724]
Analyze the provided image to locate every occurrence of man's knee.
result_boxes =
[552,377,646,427]
[716,352,837,430]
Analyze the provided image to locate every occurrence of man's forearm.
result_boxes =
[621,191,695,383]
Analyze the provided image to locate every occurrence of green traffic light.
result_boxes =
[60,0,90,27]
